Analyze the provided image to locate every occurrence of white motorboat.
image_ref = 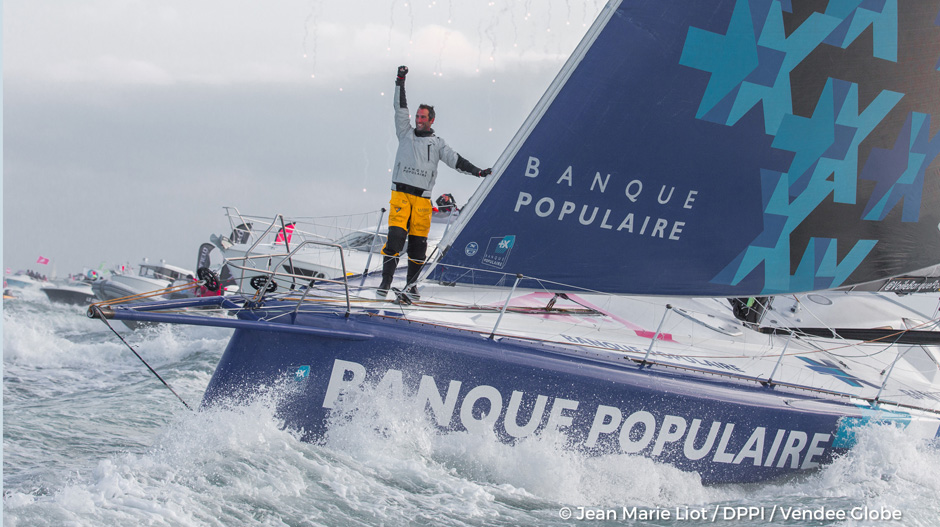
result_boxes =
[42,281,96,306]
[213,202,460,295]
[91,260,195,304]
[5,272,46,289]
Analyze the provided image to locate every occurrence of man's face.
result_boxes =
[415,108,433,132]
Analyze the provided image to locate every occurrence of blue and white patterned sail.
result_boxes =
[435,0,940,296]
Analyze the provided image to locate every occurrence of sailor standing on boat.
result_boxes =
[377,65,491,300]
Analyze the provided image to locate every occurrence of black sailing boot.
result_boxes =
[404,260,423,302]
[376,256,396,298]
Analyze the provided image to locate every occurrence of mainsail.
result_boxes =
[434,0,940,296]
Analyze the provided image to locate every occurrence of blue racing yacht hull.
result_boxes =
[201,307,863,484]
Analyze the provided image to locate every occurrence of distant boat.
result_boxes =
[91,261,195,329]
[5,273,45,289]
[92,0,940,484]
[42,281,95,306]
[91,261,195,304]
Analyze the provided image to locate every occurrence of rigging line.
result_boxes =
[91,306,192,412]
[358,310,940,413]
[779,317,940,358]
[246,283,940,360]
[696,329,915,362]
[777,295,876,360]
[779,294,924,361]
[750,297,940,360]
[90,281,201,308]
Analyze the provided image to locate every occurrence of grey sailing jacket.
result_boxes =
[392,82,481,198]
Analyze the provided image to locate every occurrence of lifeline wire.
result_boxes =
[92,306,192,411]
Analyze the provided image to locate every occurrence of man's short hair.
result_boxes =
[419,104,435,121]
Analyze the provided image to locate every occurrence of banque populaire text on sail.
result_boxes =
[512,156,700,241]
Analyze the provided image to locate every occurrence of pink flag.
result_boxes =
[275,223,296,245]
[36,256,50,265]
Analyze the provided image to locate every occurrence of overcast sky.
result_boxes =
[3,0,604,276]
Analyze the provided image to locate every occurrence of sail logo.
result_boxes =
[465,242,479,257]
[481,235,515,268]
[294,365,310,381]
[496,236,514,252]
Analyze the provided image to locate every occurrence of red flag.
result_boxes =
[36,256,50,265]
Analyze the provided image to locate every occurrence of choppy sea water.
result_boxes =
[5,291,940,526]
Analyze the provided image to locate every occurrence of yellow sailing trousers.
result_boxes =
[387,190,432,239]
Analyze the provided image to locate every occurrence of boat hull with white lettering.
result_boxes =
[202,305,873,484]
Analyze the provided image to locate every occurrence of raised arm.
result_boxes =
[393,65,411,137]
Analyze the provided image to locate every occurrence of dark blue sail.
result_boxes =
[434,0,940,296]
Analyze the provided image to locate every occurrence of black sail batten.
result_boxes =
[760,327,940,346]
